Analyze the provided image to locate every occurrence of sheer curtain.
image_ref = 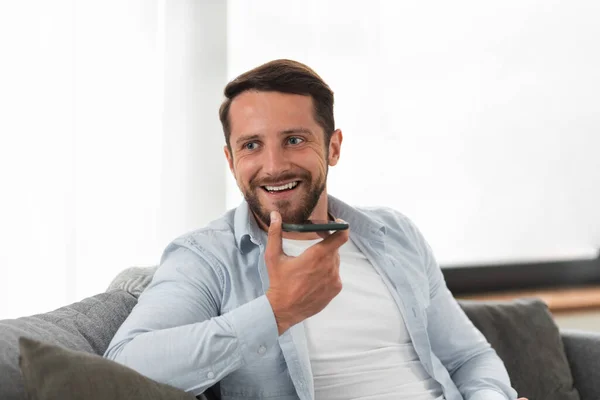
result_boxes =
[0,0,227,319]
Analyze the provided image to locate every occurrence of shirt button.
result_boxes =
[207,371,215,379]
[258,345,267,355]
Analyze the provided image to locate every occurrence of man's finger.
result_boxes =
[317,223,349,251]
[265,211,283,263]
[316,229,332,240]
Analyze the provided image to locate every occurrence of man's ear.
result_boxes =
[224,145,235,174]
[328,129,343,166]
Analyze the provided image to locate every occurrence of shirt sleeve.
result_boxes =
[103,245,279,396]
[404,218,518,400]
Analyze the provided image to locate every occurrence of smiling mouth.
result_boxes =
[261,180,300,193]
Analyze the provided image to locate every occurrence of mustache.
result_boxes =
[250,171,310,187]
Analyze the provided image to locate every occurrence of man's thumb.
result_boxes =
[266,210,283,258]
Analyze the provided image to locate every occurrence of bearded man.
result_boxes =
[105,59,525,400]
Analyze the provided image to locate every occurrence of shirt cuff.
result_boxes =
[227,295,279,366]
[468,389,511,400]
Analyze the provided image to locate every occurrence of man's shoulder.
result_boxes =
[167,209,240,259]
[352,204,426,249]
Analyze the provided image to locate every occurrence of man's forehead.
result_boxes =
[228,91,318,137]
[230,90,313,113]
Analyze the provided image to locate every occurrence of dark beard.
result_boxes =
[244,170,327,228]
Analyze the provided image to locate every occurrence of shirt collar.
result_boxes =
[327,195,386,237]
[233,200,265,252]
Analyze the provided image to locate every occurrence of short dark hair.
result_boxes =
[219,59,335,151]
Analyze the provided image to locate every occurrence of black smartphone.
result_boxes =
[281,220,349,232]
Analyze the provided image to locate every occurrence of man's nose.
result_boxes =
[262,144,289,175]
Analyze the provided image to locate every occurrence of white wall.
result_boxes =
[554,310,600,332]
[1,0,598,319]
[226,0,600,265]
[0,0,227,319]
[0,0,74,315]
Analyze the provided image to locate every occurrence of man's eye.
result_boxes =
[287,137,304,145]
[244,142,258,150]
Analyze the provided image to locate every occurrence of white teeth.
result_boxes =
[265,181,299,192]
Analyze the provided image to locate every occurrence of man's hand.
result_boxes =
[265,211,349,335]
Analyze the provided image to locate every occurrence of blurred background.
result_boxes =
[0,1,599,326]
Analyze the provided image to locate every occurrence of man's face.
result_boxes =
[224,90,341,228]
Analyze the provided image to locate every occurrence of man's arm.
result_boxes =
[104,245,279,396]
[405,219,519,400]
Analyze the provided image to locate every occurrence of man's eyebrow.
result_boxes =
[235,134,260,145]
[280,127,314,136]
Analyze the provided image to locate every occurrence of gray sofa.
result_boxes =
[1,266,599,400]
[560,330,600,399]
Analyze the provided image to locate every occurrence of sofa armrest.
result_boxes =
[561,329,600,400]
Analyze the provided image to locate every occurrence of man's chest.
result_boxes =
[214,239,432,400]
[303,242,412,354]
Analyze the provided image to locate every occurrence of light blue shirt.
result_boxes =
[104,196,518,400]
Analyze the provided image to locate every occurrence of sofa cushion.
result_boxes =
[459,298,580,400]
[19,337,196,400]
[0,290,137,400]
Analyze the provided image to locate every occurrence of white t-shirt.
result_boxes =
[282,237,445,400]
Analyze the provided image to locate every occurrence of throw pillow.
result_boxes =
[0,290,137,400]
[19,337,197,400]
[459,298,580,400]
